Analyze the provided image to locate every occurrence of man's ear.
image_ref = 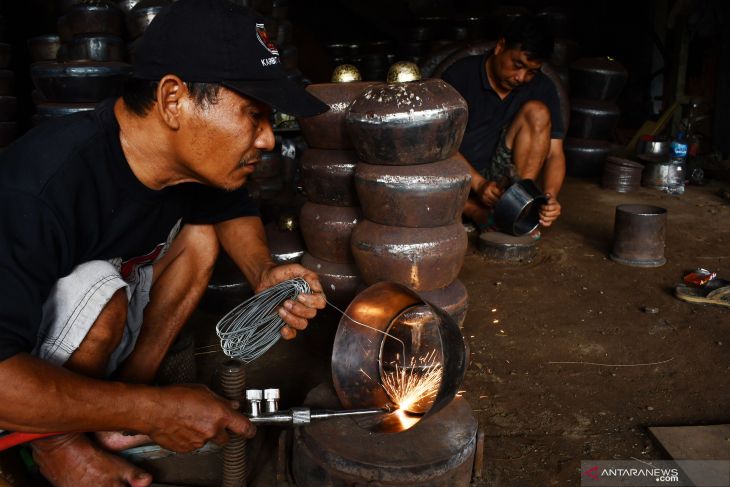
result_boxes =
[494,38,505,56]
[156,75,187,130]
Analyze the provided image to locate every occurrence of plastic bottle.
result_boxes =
[665,132,687,195]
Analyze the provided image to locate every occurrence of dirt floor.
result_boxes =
[9,177,729,487]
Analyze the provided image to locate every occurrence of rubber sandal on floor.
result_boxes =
[675,279,730,308]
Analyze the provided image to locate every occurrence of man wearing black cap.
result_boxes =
[0,0,328,485]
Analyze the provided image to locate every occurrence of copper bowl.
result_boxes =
[127,0,172,39]
[300,148,359,207]
[297,81,379,150]
[568,98,620,140]
[345,79,468,165]
[300,202,362,264]
[301,253,362,308]
[32,102,97,125]
[31,61,132,103]
[331,281,467,426]
[351,220,467,291]
[28,35,62,63]
[58,0,125,42]
[354,154,471,227]
[570,57,628,102]
[67,35,125,62]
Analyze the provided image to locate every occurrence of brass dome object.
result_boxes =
[386,61,422,83]
[331,64,362,83]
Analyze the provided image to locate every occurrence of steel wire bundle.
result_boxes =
[215,277,311,363]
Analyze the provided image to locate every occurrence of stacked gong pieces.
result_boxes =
[564,57,628,177]
[345,64,471,326]
[30,0,133,124]
[0,43,18,149]
[295,70,378,307]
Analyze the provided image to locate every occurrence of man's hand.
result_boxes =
[539,193,561,227]
[476,180,503,207]
[256,263,326,339]
[146,384,255,453]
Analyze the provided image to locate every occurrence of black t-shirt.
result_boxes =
[0,99,258,361]
[442,52,565,172]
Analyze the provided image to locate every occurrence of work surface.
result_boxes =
[188,177,730,487]
[459,177,730,486]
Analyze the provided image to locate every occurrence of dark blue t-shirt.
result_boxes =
[442,52,565,172]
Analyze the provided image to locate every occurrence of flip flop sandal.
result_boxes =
[675,280,730,308]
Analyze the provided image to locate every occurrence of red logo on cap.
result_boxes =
[256,23,279,56]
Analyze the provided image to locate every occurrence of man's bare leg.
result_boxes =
[32,290,154,487]
[504,100,552,180]
[98,224,219,450]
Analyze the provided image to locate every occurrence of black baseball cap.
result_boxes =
[133,0,328,117]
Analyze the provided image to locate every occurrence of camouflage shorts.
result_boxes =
[479,127,517,186]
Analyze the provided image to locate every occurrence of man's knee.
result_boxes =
[520,100,551,132]
[175,224,219,277]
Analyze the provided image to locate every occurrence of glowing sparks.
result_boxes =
[381,349,442,414]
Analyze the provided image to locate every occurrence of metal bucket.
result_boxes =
[601,156,644,193]
[493,179,547,236]
[641,161,682,191]
[610,204,667,267]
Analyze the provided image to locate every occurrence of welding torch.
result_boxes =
[0,388,386,451]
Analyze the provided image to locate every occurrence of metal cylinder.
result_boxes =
[610,204,667,267]
[220,360,247,487]
[601,156,644,193]
[245,389,263,417]
[263,388,280,414]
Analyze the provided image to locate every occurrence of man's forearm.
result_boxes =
[543,140,566,197]
[0,353,154,434]
[215,216,275,291]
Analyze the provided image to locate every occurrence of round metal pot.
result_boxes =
[636,136,670,158]
[351,220,467,291]
[570,57,628,102]
[610,204,667,267]
[419,42,464,79]
[27,35,62,63]
[297,81,378,150]
[0,96,17,122]
[31,62,132,103]
[59,0,87,13]
[264,220,304,265]
[641,161,683,191]
[32,102,97,125]
[300,148,359,207]
[251,148,282,180]
[293,395,476,486]
[301,252,362,308]
[200,253,253,313]
[419,279,469,328]
[0,43,10,69]
[59,0,125,41]
[116,0,141,13]
[536,5,574,37]
[0,121,17,147]
[487,5,531,35]
[568,98,620,140]
[354,155,471,228]
[331,281,467,423]
[564,137,612,178]
[601,156,644,193]
[127,0,172,39]
[493,179,548,236]
[346,79,468,166]
[300,202,362,264]
[550,38,578,68]
[67,35,125,62]
[0,70,14,96]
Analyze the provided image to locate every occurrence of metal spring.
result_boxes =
[220,360,246,487]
